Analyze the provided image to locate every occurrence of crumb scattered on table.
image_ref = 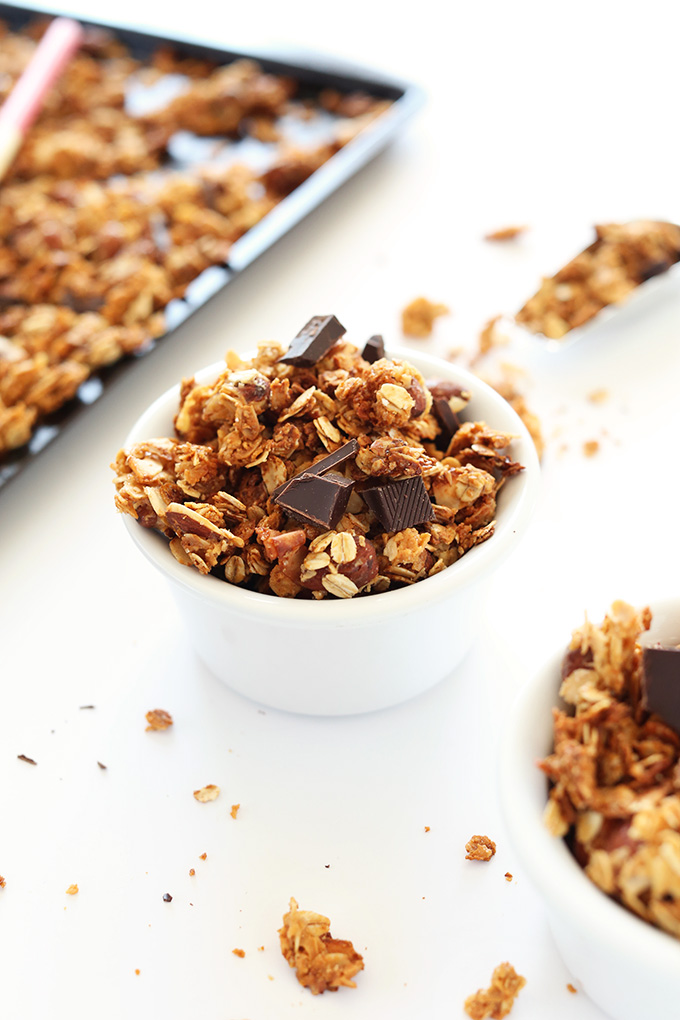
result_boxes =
[583,440,599,457]
[194,784,220,802]
[189,868,195,876]
[465,835,496,861]
[424,826,431,832]
[232,948,245,958]
[504,872,513,882]
[97,761,107,770]
[567,983,577,994]
[0,875,6,888]
[135,969,140,976]
[230,803,240,819]
[587,388,609,404]
[464,962,526,1019]
[145,708,173,731]
[476,315,504,359]
[279,897,364,995]
[162,892,172,902]
[17,754,37,765]
[66,884,79,895]
[401,296,449,338]
[199,852,207,861]
[484,225,527,242]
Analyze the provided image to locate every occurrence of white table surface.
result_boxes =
[2,1,680,1018]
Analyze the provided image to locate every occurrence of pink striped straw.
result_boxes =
[0,17,84,181]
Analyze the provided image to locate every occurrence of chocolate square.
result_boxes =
[361,475,434,530]
[274,470,354,529]
[642,644,680,731]
[278,315,346,366]
[361,335,385,364]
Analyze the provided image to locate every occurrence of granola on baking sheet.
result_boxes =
[516,220,680,340]
[540,600,680,940]
[0,19,393,458]
[278,897,364,994]
[464,962,526,1019]
[112,319,524,599]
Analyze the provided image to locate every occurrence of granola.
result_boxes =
[112,322,524,599]
[465,835,497,861]
[145,708,173,731]
[193,784,220,802]
[401,296,450,338]
[464,962,526,1019]
[0,19,393,458]
[278,897,364,994]
[540,601,680,940]
[516,220,680,339]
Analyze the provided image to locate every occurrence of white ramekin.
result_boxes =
[500,598,680,1020]
[121,348,540,715]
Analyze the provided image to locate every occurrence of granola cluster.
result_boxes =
[541,601,680,940]
[464,962,526,1019]
[112,332,524,599]
[278,898,364,994]
[516,220,680,339]
[0,19,390,456]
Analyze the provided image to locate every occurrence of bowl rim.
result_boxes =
[120,346,541,622]
[499,597,680,972]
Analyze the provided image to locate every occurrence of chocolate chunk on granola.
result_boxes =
[641,645,680,731]
[275,471,354,529]
[361,335,385,363]
[278,315,346,366]
[433,397,461,447]
[361,475,435,530]
[272,439,359,499]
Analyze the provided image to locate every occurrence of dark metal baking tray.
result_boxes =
[0,2,424,488]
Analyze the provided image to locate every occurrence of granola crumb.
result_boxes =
[583,440,599,457]
[135,969,141,976]
[567,983,577,994]
[193,784,220,802]
[587,388,609,404]
[484,225,527,242]
[97,761,107,770]
[504,872,513,882]
[464,962,526,1019]
[66,884,79,895]
[258,945,265,951]
[189,868,195,876]
[199,852,207,860]
[279,897,364,994]
[465,835,497,861]
[17,754,37,765]
[424,826,431,832]
[0,875,6,888]
[145,708,173,731]
[476,315,504,359]
[401,296,450,338]
[230,803,240,819]
[232,948,245,958]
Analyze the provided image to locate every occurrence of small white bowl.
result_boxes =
[121,348,540,715]
[500,598,680,1020]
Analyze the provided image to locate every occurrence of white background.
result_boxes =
[2,1,680,1018]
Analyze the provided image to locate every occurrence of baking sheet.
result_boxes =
[0,2,424,487]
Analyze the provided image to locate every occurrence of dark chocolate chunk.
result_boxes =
[361,335,385,363]
[361,475,435,530]
[642,645,680,731]
[271,439,358,499]
[432,397,461,447]
[163,892,173,902]
[17,754,37,765]
[278,315,346,366]
[274,470,354,529]
[427,380,470,405]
